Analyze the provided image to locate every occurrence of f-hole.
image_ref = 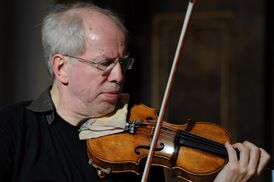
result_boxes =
[135,143,165,155]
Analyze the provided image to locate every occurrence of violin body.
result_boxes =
[86,104,232,181]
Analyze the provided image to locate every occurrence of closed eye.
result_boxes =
[98,60,115,67]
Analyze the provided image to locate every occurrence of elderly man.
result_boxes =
[0,2,270,182]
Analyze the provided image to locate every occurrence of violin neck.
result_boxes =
[174,130,228,158]
[174,130,274,170]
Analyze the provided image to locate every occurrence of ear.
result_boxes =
[51,54,69,85]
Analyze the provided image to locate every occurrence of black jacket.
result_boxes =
[0,87,144,182]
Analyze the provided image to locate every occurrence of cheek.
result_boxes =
[68,68,105,101]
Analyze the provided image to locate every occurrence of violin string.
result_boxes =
[179,131,226,149]
[133,120,228,157]
[176,130,228,158]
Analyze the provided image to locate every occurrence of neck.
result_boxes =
[50,82,88,126]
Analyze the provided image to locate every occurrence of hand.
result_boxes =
[214,141,271,182]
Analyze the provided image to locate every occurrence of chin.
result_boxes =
[97,102,117,117]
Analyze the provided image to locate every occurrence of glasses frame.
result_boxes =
[64,54,134,73]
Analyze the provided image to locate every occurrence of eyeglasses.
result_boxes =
[64,54,134,74]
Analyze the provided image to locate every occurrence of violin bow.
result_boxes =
[141,1,196,181]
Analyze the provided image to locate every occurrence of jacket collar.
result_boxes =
[26,86,55,124]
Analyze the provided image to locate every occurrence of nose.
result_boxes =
[107,62,124,84]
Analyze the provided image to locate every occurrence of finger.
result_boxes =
[242,141,260,178]
[233,142,249,177]
[224,142,241,181]
[256,147,271,175]
[225,142,238,165]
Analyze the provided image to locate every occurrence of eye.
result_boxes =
[99,60,114,68]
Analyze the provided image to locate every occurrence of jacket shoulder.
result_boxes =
[0,101,32,127]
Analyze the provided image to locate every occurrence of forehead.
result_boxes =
[83,10,125,37]
[80,9,126,57]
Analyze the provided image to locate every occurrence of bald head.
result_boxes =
[41,2,127,78]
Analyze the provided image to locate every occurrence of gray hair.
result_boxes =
[41,2,128,78]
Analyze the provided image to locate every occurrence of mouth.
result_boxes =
[101,91,120,102]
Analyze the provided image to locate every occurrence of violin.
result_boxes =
[86,104,274,181]
[87,104,231,181]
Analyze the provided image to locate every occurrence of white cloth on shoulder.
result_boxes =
[79,93,129,140]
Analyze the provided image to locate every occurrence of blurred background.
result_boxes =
[0,0,273,181]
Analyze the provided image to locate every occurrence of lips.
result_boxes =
[101,91,120,102]
[104,91,119,95]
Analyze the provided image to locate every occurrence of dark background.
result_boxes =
[0,0,273,181]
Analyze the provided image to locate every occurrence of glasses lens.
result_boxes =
[127,58,134,70]
[97,61,114,71]
[120,58,134,70]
